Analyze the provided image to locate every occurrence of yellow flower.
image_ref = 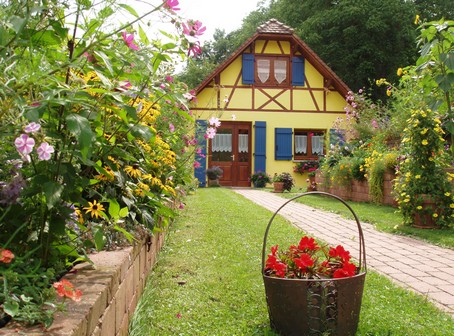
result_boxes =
[386,89,391,96]
[420,128,428,135]
[83,200,105,219]
[75,209,84,224]
[414,14,420,25]
[421,139,428,145]
[432,213,438,218]
[415,175,421,179]
[397,68,403,76]
[450,204,454,209]
[417,206,422,210]
[124,164,142,178]
[445,192,451,197]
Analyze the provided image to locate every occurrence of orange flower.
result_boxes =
[0,248,14,263]
[53,279,82,302]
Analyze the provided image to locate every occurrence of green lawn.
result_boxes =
[129,188,453,335]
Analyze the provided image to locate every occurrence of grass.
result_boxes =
[279,188,454,249]
[129,188,454,335]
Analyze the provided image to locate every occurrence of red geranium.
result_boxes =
[53,279,82,302]
[0,248,14,263]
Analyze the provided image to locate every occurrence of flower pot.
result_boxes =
[262,192,367,336]
[273,182,284,193]
[207,178,220,187]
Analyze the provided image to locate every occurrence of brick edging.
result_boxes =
[0,232,165,336]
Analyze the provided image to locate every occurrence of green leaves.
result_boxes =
[66,114,94,162]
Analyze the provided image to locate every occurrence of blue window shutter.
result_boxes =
[195,120,207,187]
[242,54,254,84]
[254,121,266,172]
[292,56,305,86]
[275,128,293,160]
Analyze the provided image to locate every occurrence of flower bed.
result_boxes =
[0,233,165,336]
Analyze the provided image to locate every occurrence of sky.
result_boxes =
[177,0,264,42]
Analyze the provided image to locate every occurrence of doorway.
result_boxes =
[209,122,252,187]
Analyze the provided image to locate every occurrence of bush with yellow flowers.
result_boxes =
[394,109,453,227]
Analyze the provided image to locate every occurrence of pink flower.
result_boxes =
[183,20,206,37]
[122,31,139,50]
[187,41,202,57]
[117,80,132,91]
[193,161,201,169]
[169,123,175,132]
[205,127,217,139]
[24,122,40,133]
[179,202,185,209]
[166,75,174,83]
[164,0,180,11]
[36,142,55,161]
[83,52,96,63]
[15,134,35,155]
[209,117,221,128]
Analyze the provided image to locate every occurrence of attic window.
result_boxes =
[255,56,289,86]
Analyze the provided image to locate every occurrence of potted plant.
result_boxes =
[206,166,223,187]
[293,160,319,180]
[394,109,453,228]
[262,192,366,335]
[250,171,271,188]
[272,172,294,193]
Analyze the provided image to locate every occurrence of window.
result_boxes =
[255,56,289,86]
[294,130,325,159]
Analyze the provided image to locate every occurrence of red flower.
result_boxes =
[293,253,314,271]
[329,245,351,262]
[0,249,14,263]
[298,236,318,251]
[333,261,357,278]
[53,279,82,302]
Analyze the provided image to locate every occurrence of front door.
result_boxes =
[209,122,251,187]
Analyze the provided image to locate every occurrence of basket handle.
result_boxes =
[261,191,367,273]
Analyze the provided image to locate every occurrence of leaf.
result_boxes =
[94,70,113,89]
[9,16,27,34]
[119,207,129,217]
[114,224,135,243]
[66,114,94,162]
[43,181,64,209]
[119,3,139,18]
[93,226,106,251]
[130,124,153,141]
[93,51,113,75]
[3,300,19,317]
[435,73,454,93]
[109,199,120,218]
[138,24,150,46]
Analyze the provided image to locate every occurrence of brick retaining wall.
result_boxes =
[0,232,165,336]
[316,172,397,206]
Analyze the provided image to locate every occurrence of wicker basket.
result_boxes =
[261,191,367,336]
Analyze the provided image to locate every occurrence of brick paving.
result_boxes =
[233,189,454,318]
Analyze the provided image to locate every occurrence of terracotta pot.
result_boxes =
[273,182,284,193]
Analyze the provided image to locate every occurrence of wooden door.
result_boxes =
[209,122,251,187]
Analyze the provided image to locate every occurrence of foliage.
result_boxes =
[264,236,358,279]
[293,160,319,176]
[394,109,453,227]
[205,166,223,180]
[272,172,294,191]
[0,0,205,327]
[250,171,271,187]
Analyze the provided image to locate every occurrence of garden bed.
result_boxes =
[0,232,165,336]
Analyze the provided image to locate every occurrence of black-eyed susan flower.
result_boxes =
[125,164,142,178]
[83,200,105,219]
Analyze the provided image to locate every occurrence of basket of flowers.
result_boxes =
[261,191,367,336]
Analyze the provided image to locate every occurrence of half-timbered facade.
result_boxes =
[193,19,350,187]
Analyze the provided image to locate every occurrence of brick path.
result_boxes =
[233,189,454,317]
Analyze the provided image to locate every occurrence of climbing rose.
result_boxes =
[15,134,35,155]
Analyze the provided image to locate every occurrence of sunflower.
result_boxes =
[83,200,105,219]
[125,164,142,178]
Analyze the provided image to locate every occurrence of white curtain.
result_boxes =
[274,60,287,84]
[212,134,232,152]
[257,59,270,83]
[295,135,307,154]
[238,134,248,153]
[312,136,324,155]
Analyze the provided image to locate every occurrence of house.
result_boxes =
[193,19,350,187]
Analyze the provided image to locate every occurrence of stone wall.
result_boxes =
[316,172,397,206]
[0,232,165,336]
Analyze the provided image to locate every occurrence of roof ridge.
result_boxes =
[256,18,294,34]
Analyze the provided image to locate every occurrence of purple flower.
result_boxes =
[122,31,139,50]
[15,134,35,155]
[24,122,41,133]
[169,123,175,132]
[36,142,54,161]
